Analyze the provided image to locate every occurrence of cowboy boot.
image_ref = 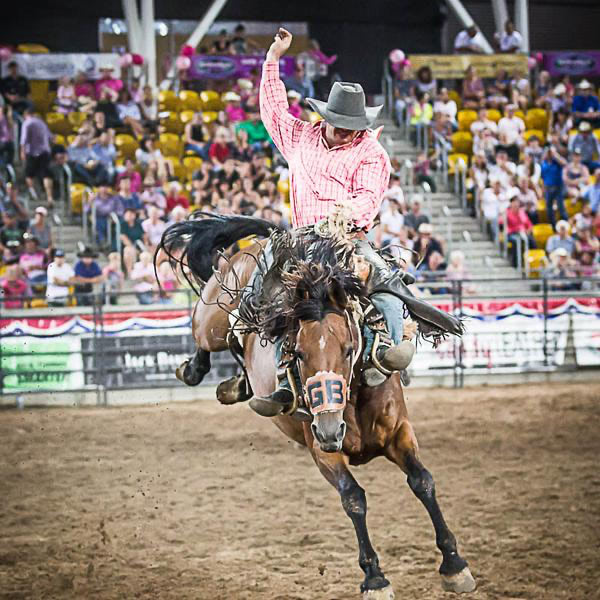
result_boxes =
[362,341,415,387]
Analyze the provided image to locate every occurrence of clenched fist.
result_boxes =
[266,28,293,62]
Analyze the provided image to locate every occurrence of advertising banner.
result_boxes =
[188,55,295,80]
[0,336,84,391]
[0,53,121,80]
[408,54,529,79]
[572,313,600,366]
[543,51,600,77]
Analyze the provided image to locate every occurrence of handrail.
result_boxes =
[107,212,122,256]
[442,205,453,255]
[420,181,433,218]
[381,58,394,118]
[63,163,73,217]
[52,213,63,250]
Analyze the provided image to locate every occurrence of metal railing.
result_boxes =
[107,212,122,256]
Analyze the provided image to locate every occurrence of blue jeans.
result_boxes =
[362,292,405,361]
[545,185,567,229]
[184,143,209,160]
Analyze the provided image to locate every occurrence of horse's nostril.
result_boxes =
[311,423,321,442]
[337,422,346,442]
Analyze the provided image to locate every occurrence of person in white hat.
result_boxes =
[572,79,600,128]
[27,206,52,255]
[568,120,600,171]
[546,219,575,255]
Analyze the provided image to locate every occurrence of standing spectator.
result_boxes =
[68,135,109,187]
[480,178,506,242]
[102,252,124,305]
[0,105,14,166]
[583,168,600,214]
[210,29,232,54]
[93,131,117,183]
[516,176,540,224]
[433,87,457,127]
[505,195,536,267]
[142,206,167,253]
[20,108,54,206]
[86,183,123,245]
[223,92,247,123]
[495,20,523,53]
[546,220,575,255]
[231,24,261,55]
[409,91,433,141]
[568,121,600,172]
[119,207,145,274]
[73,247,103,306]
[1,61,32,114]
[497,104,525,163]
[0,265,28,308]
[571,80,600,128]
[45,249,74,307]
[139,85,158,131]
[461,65,485,108]
[283,63,310,99]
[414,151,436,192]
[55,76,77,114]
[486,69,511,109]
[94,65,123,100]
[19,234,47,287]
[183,112,208,158]
[563,148,590,200]
[130,251,156,304]
[28,206,53,254]
[165,181,190,213]
[454,25,487,54]
[541,146,568,229]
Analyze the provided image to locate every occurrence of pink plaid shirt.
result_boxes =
[260,61,390,230]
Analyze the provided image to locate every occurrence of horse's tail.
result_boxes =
[156,212,280,293]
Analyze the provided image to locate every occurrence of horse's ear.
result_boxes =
[329,279,348,311]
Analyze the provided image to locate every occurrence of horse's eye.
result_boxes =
[296,351,306,362]
[345,346,353,359]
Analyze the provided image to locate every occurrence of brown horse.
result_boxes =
[158,214,476,598]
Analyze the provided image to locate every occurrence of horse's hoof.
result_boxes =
[249,397,285,417]
[440,566,477,593]
[175,361,189,384]
[216,375,252,405]
[362,583,395,599]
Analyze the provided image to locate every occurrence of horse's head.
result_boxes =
[292,269,363,454]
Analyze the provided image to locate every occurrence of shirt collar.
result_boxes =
[318,122,367,151]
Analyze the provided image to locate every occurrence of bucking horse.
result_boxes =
[156,212,476,599]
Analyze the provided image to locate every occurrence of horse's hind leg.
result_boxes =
[176,348,211,386]
[385,421,476,594]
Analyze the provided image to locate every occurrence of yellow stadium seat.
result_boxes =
[567,199,583,217]
[525,249,548,279]
[277,178,290,200]
[158,90,179,111]
[158,133,181,157]
[200,90,223,112]
[161,111,183,134]
[532,223,554,248]
[514,109,526,122]
[165,157,185,180]
[457,109,478,132]
[593,129,600,142]
[70,183,88,215]
[53,134,65,146]
[30,299,48,308]
[45,112,71,136]
[67,112,87,131]
[179,110,196,125]
[525,108,548,133]
[179,90,201,111]
[17,43,49,53]
[486,108,502,123]
[182,156,203,180]
[115,133,138,160]
[536,199,548,223]
[448,90,462,110]
[451,131,473,156]
[202,111,218,125]
[523,129,545,143]
[447,153,469,175]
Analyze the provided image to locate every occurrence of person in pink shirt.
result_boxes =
[18,234,47,286]
[94,66,123,100]
[286,89,303,119]
[223,92,247,123]
[116,159,142,194]
[0,265,28,308]
[505,194,536,267]
[248,28,461,417]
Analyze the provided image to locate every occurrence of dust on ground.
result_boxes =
[1,382,599,599]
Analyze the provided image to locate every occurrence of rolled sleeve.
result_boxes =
[350,152,391,230]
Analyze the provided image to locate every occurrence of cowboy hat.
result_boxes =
[578,79,592,89]
[306,82,382,131]
[223,91,241,102]
[579,121,591,132]
[287,89,302,100]
[77,246,99,258]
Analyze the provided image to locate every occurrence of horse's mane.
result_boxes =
[241,229,367,342]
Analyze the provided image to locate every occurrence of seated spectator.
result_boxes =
[46,249,74,307]
[414,151,436,192]
[73,247,103,306]
[283,62,310,98]
[156,260,179,304]
[572,201,594,233]
[433,87,457,127]
[119,207,145,274]
[571,80,600,128]
[516,176,540,224]
[533,70,552,108]
[28,206,53,255]
[116,89,144,138]
[495,20,523,53]
[0,105,15,166]
[1,61,32,114]
[489,148,517,190]
[480,178,507,242]
[574,224,599,259]
[409,91,433,131]
[287,90,303,119]
[183,112,208,158]
[419,251,448,295]
[546,220,575,255]
[95,88,122,131]
[446,250,472,282]
[414,66,437,97]
[505,194,536,267]
[92,131,117,183]
[130,251,156,304]
[524,135,544,165]
[116,175,142,214]
[379,198,404,247]
[454,25,486,54]
[461,65,485,108]
[116,158,142,194]
[86,183,123,245]
[230,23,261,55]
[470,108,498,139]
[208,128,232,168]
[165,181,190,213]
[383,174,405,209]
[486,69,510,109]
[139,85,158,131]
[468,152,489,197]
[68,134,109,187]
[404,195,430,235]
[142,206,167,253]
[128,77,143,103]
[497,104,524,163]
[582,168,600,215]
[563,148,590,200]
[94,66,123,101]
[74,72,96,113]
[472,127,498,163]
[545,247,577,289]
[0,265,28,308]
[577,251,599,286]
[223,91,247,123]
[516,153,542,195]
[509,70,531,110]
[55,76,77,114]
[412,222,443,266]
[541,146,568,229]
[0,209,25,261]
[568,121,600,172]
[102,252,124,305]
[210,29,232,54]
[135,137,163,170]
[236,113,270,150]
[167,205,188,226]
[140,177,167,215]
[0,181,28,222]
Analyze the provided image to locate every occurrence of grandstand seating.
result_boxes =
[115,134,138,160]
[451,131,473,156]
[532,223,554,248]
[457,109,477,132]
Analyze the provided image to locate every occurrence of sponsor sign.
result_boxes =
[572,313,600,366]
[543,51,600,77]
[0,336,84,391]
[188,55,295,80]
[0,53,121,80]
[407,54,529,79]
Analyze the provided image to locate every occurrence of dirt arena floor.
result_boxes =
[1,382,599,600]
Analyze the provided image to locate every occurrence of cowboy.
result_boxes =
[248,29,461,418]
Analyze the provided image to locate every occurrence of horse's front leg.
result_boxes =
[385,420,476,594]
[311,447,394,599]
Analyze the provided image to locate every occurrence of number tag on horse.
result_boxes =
[305,371,347,415]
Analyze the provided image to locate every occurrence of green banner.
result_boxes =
[1,336,84,392]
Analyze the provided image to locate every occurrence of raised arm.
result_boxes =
[260,28,308,159]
